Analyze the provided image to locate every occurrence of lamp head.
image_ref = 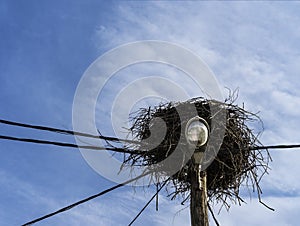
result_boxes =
[185,116,209,147]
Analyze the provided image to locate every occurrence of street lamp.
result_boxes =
[185,116,210,165]
[185,116,210,226]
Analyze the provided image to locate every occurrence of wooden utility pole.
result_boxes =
[190,153,209,226]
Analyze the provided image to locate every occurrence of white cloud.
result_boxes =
[88,2,300,225]
[214,196,300,226]
[7,1,300,226]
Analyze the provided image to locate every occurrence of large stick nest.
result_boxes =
[123,97,271,212]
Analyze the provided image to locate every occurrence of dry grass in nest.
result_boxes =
[123,97,272,212]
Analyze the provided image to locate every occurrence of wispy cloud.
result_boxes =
[91,1,300,225]
[2,1,300,226]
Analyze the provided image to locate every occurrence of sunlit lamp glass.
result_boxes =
[186,119,209,146]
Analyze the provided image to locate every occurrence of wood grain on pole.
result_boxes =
[190,164,209,226]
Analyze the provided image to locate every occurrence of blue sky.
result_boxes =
[1,1,300,226]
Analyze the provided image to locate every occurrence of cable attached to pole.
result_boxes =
[2,118,300,151]
[0,135,144,154]
[251,144,300,150]
[0,118,140,144]
[22,171,152,226]
[128,178,169,226]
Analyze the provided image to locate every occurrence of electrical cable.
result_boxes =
[251,144,300,150]
[2,119,300,151]
[22,171,152,226]
[0,135,144,154]
[0,119,140,144]
[128,179,169,226]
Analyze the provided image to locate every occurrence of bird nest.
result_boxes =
[123,97,272,213]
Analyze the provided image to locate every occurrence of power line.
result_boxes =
[2,134,300,155]
[251,144,300,150]
[2,119,300,151]
[128,179,169,226]
[2,132,300,156]
[22,171,152,226]
[0,135,144,154]
[207,202,220,226]
[0,119,140,144]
